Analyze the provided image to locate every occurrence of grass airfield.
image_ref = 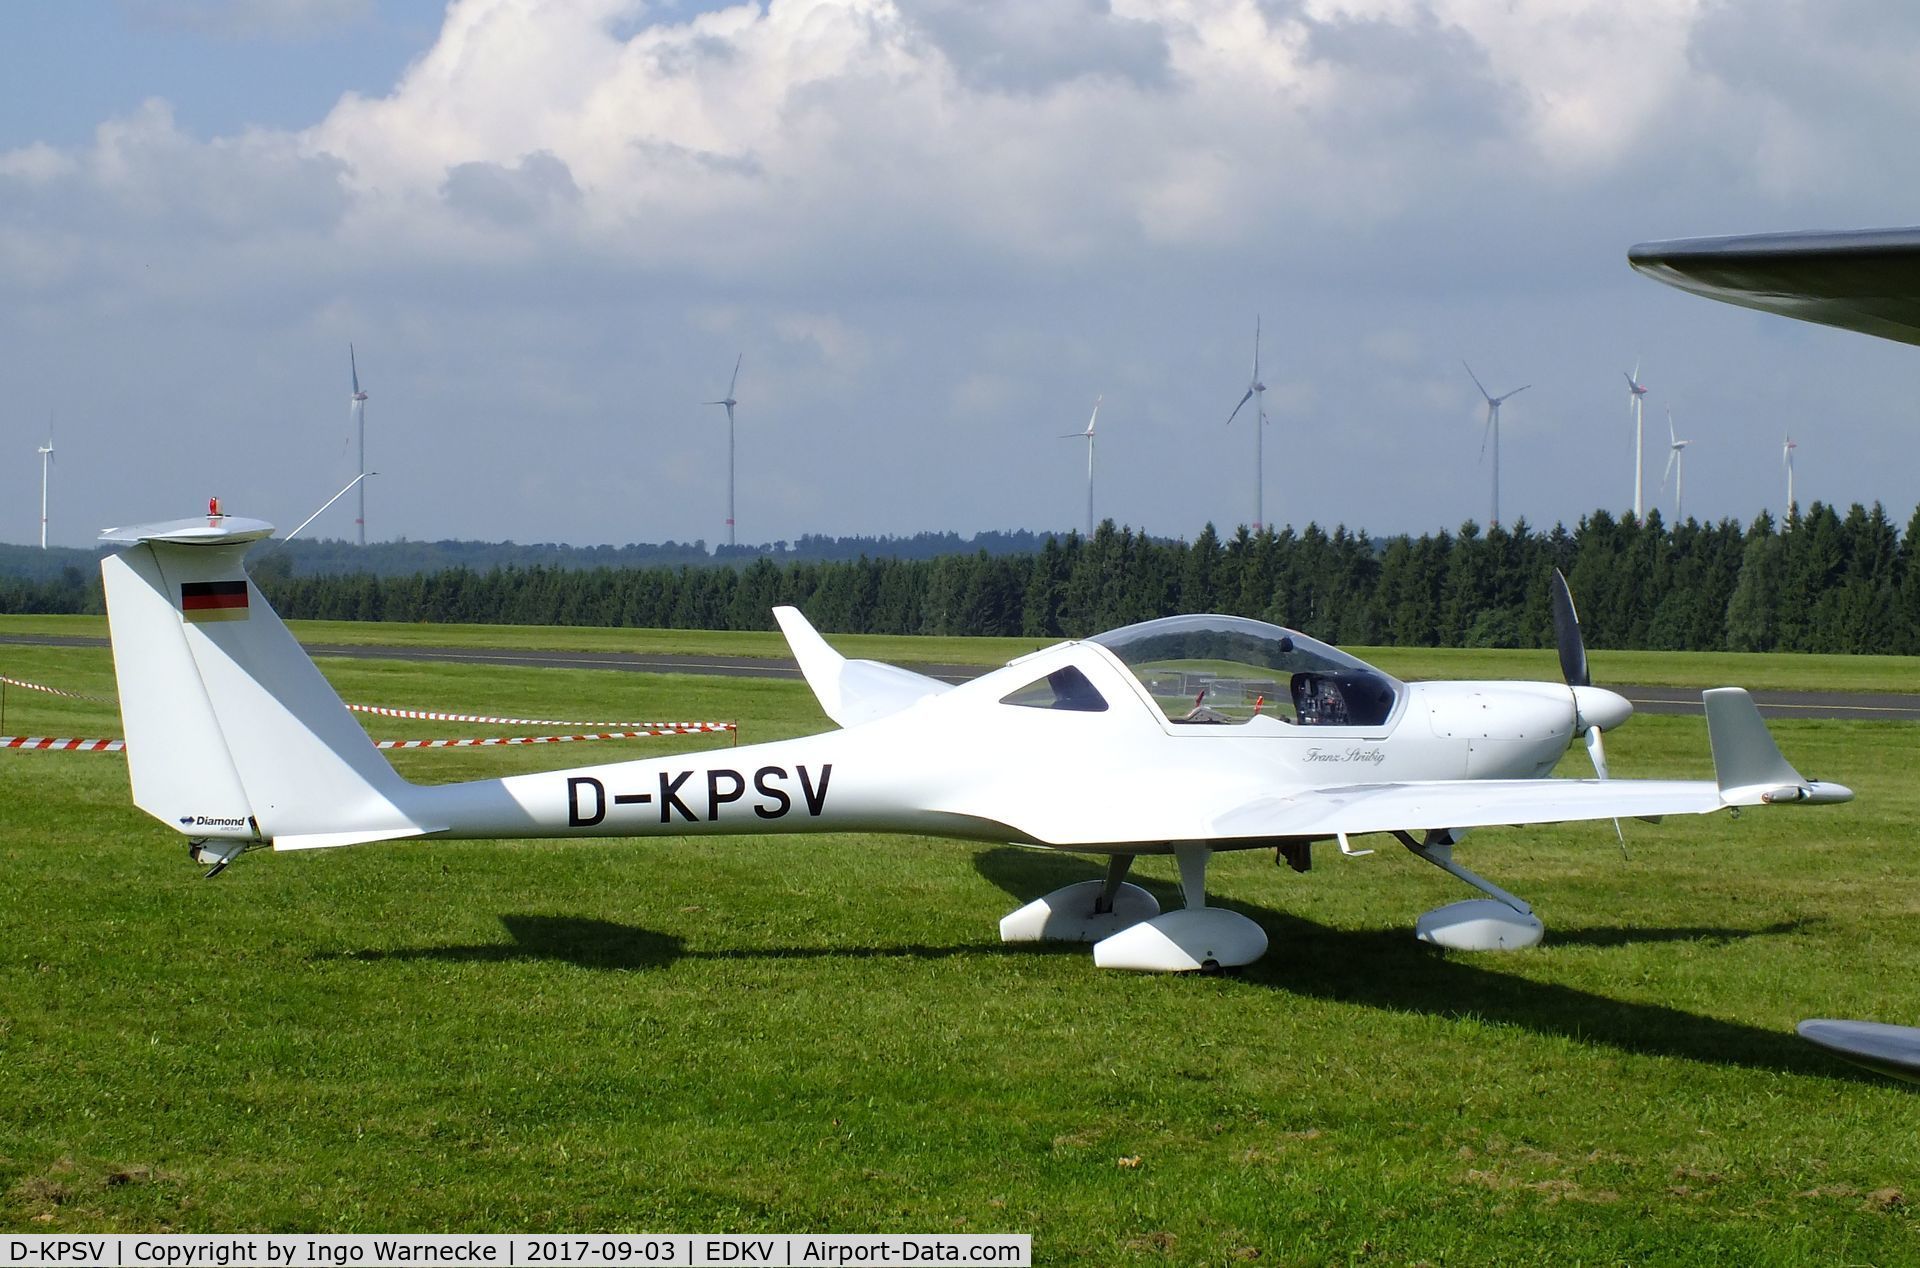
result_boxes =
[2,619,1919,1263]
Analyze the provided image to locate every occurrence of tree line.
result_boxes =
[8,502,1918,654]
[0,528,1066,585]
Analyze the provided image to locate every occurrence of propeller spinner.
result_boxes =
[1550,568,1632,780]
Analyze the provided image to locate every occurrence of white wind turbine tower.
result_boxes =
[36,424,54,549]
[1062,395,1102,537]
[1462,362,1529,529]
[1224,317,1270,531]
[706,354,742,548]
[1783,431,1798,526]
[1662,405,1691,523]
[349,344,370,546]
[1624,361,1649,524]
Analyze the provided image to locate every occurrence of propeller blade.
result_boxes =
[1493,384,1531,405]
[1252,316,1261,379]
[727,353,742,397]
[1585,724,1609,780]
[1663,447,1677,485]
[350,343,361,395]
[1550,567,1590,688]
[1479,409,1493,459]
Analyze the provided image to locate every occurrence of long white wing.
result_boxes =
[1209,686,1849,843]
[972,687,1848,849]
[1211,777,1722,840]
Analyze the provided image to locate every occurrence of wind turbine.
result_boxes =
[1783,431,1798,526]
[349,345,370,546]
[1224,317,1269,532]
[36,424,54,549]
[1062,395,1102,537]
[1662,405,1691,523]
[1624,361,1649,524]
[706,354,742,548]
[1462,362,1529,529]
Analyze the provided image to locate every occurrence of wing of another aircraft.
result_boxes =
[1628,227,1920,346]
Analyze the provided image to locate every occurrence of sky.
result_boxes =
[7,0,1920,551]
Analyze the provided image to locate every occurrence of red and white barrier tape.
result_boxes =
[6,726,732,753]
[0,675,117,704]
[0,673,738,735]
[345,703,734,731]
[374,728,721,749]
[2,736,125,752]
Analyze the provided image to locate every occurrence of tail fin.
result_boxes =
[1705,687,1853,805]
[100,516,437,850]
[772,606,952,728]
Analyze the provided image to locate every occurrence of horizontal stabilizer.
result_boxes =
[773,606,952,728]
[100,515,276,546]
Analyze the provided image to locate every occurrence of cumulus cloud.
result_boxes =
[11,0,1828,283]
[4,0,1919,547]
[441,149,581,226]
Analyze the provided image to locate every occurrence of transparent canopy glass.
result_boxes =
[1088,614,1402,726]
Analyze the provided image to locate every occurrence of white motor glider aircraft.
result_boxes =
[98,514,1849,972]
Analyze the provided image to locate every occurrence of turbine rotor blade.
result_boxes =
[1461,360,1493,403]
[728,353,742,397]
[1226,388,1253,426]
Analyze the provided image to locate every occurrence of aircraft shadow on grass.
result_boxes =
[316,846,1850,1081]
[316,913,1080,973]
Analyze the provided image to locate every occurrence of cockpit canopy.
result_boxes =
[1088,614,1402,727]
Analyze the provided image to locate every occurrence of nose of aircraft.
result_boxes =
[1571,685,1633,733]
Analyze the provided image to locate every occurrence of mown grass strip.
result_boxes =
[3,639,1918,1260]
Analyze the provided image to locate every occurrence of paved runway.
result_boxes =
[6,631,1916,722]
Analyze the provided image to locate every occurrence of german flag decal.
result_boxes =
[181,580,249,622]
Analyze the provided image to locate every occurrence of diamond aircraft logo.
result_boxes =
[180,813,249,830]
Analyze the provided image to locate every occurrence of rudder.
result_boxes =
[101,515,435,850]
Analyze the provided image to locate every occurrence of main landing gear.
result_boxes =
[999,846,1269,973]
[1000,828,1546,969]
[1397,830,1544,951]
